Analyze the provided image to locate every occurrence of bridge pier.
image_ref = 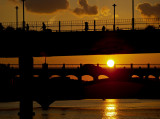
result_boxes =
[78,76,82,81]
[41,63,49,81]
[19,56,34,119]
[93,75,98,82]
[145,75,149,80]
[155,75,159,81]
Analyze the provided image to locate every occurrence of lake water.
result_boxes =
[0,99,160,119]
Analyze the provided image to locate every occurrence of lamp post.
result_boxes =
[22,0,25,31]
[16,6,18,30]
[132,0,135,30]
[112,4,116,31]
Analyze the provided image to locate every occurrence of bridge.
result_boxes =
[1,22,160,119]
[8,63,160,81]
[1,63,160,110]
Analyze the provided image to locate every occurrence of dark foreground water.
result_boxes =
[0,99,160,119]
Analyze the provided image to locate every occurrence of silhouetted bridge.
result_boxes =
[9,63,160,81]
[2,63,160,112]
[5,63,160,110]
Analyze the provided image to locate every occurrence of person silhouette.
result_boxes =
[102,26,106,31]
[42,22,46,31]
[117,27,119,31]
[26,24,29,32]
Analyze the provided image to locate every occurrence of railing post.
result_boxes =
[71,21,72,32]
[148,63,150,69]
[80,64,82,69]
[131,63,133,69]
[42,63,49,80]
[59,21,61,32]
[62,64,65,70]
[94,20,96,31]
[78,64,82,81]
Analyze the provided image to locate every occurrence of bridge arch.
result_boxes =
[146,75,157,80]
[98,75,109,80]
[82,75,94,81]
[148,75,156,79]
[33,75,39,78]
[131,75,140,79]
[66,75,78,80]
[49,75,61,79]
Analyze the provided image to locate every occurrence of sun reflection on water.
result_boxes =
[103,99,117,119]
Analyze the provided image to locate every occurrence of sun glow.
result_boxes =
[107,60,115,68]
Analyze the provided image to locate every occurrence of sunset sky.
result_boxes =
[0,0,160,22]
[0,0,160,65]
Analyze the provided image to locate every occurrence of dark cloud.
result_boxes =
[137,3,160,18]
[73,0,98,15]
[9,0,69,13]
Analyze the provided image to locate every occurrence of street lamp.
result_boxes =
[113,4,116,31]
[132,0,134,30]
[22,0,25,31]
[15,6,18,30]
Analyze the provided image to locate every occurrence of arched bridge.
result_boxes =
[10,63,160,81]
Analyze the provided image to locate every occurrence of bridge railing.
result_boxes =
[1,18,160,32]
[2,63,160,69]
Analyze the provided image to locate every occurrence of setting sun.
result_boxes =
[107,60,115,68]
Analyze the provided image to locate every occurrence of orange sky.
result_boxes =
[0,0,160,22]
[1,53,160,65]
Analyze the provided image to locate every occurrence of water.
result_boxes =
[1,99,160,119]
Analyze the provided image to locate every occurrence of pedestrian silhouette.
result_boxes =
[102,26,106,32]
[26,24,29,32]
[117,27,119,31]
[42,22,46,31]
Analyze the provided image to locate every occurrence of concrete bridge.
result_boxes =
[10,63,160,81]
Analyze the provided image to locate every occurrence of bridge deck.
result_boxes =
[1,30,160,57]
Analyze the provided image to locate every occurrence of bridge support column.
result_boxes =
[131,64,133,69]
[155,75,159,81]
[19,56,34,119]
[78,76,82,81]
[93,75,98,82]
[41,63,49,81]
[61,64,66,79]
[145,75,149,80]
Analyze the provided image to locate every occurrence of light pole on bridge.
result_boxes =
[132,0,135,30]
[22,0,25,31]
[15,6,18,30]
[112,4,117,31]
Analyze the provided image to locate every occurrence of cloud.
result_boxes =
[9,0,69,14]
[73,0,98,15]
[101,7,111,16]
[137,3,160,18]
[8,0,19,4]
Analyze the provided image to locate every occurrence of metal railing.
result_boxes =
[4,63,160,69]
[1,18,160,32]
